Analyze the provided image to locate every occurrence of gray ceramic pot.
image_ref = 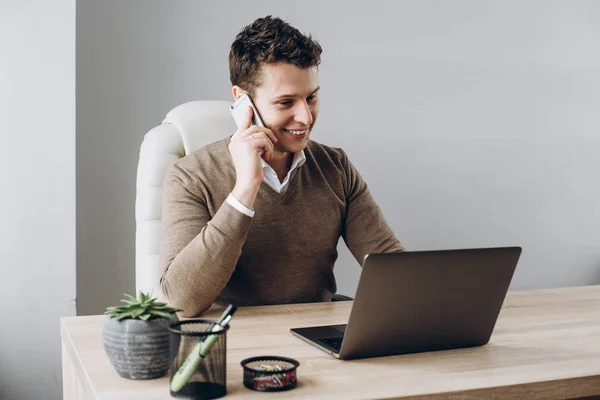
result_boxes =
[102,317,174,379]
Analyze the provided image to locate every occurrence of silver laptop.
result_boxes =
[290,247,521,360]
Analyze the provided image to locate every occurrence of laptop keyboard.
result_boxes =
[318,336,344,352]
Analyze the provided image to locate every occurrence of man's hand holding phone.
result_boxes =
[228,105,277,210]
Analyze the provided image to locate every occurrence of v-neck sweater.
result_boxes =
[160,138,404,317]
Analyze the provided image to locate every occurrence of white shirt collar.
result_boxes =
[260,150,306,193]
[261,150,306,171]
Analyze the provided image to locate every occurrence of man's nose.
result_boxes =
[294,101,313,127]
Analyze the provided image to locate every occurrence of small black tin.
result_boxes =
[241,356,300,392]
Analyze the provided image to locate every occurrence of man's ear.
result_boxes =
[232,85,246,100]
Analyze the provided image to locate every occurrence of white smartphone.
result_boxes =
[229,93,265,129]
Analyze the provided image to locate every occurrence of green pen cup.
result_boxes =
[168,320,229,399]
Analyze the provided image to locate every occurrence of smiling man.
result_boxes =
[160,16,404,317]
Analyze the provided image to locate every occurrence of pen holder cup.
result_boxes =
[168,320,229,400]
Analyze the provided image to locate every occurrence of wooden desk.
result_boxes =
[61,286,600,399]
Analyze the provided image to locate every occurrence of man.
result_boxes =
[160,16,404,317]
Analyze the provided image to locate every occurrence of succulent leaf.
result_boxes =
[104,291,182,320]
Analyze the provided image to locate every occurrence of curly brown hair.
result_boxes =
[229,16,322,96]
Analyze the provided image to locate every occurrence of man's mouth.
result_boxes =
[282,128,309,136]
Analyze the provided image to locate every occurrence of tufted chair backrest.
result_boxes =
[135,100,236,301]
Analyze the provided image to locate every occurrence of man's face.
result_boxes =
[252,62,320,154]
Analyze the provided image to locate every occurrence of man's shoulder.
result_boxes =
[306,140,349,167]
[174,138,230,170]
[169,137,232,183]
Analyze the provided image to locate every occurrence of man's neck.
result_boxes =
[266,151,294,183]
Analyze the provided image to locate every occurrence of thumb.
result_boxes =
[241,105,253,130]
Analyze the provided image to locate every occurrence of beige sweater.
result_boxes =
[160,138,404,317]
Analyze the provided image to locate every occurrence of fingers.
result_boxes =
[233,125,278,144]
[245,126,278,144]
[249,135,275,160]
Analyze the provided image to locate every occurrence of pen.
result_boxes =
[170,305,238,392]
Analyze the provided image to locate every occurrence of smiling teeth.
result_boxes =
[287,129,307,135]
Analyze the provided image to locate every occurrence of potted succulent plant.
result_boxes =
[102,292,182,379]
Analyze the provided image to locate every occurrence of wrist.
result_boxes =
[231,182,260,210]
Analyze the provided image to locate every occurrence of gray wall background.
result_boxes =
[0,1,76,399]
[77,0,600,315]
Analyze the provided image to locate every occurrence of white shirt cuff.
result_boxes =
[226,193,255,217]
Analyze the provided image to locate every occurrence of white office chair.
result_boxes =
[135,100,352,303]
[135,100,236,302]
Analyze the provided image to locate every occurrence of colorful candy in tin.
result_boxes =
[241,356,300,392]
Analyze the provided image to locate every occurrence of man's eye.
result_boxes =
[278,100,293,106]
[307,95,316,102]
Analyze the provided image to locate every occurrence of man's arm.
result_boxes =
[161,105,278,317]
[160,165,252,317]
[341,152,404,264]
